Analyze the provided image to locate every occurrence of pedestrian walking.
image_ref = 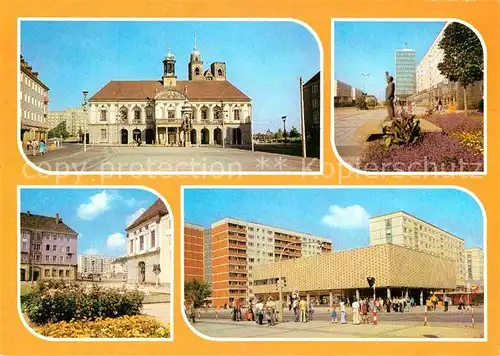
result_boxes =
[331,303,338,324]
[308,300,314,322]
[352,299,361,325]
[444,296,449,312]
[299,297,307,323]
[410,296,415,308]
[293,298,299,322]
[256,299,264,325]
[361,300,368,324]
[187,303,196,324]
[340,300,347,324]
[32,139,38,156]
[266,297,276,326]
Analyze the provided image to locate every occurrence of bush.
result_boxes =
[34,315,170,338]
[381,112,421,148]
[23,281,144,325]
[356,97,368,110]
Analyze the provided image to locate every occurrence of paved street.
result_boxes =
[25,143,320,173]
[190,306,484,339]
[142,302,171,325]
[334,107,427,166]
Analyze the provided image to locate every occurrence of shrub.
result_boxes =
[356,96,368,110]
[381,112,421,148]
[23,282,144,325]
[34,315,170,338]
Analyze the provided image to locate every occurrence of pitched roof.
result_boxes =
[304,71,320,87]
[20,212,78,235]
[90,80,250,101]
[127,199,168,231]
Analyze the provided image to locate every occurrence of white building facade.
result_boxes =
[369,211,466,287]
[88,45,252,147]
[465,247,484,284]
[333,80,352,105]
[125,199,172,287]
[77,254,115,278]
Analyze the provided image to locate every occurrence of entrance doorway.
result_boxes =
[138,261,146,283]
[20,268,26,281]
[133,129,141,143]
[168,128,177,145]
[121,129,128,144]
[145,129,154,144]
[190,129,197,144]
[233,128,242,145]
[201,128,209,144]
[214,128,222,145]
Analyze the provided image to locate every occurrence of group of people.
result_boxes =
[383,296,414,313]
[290,297,315,323]
[26,139,46,156]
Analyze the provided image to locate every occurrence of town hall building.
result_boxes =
[88,41,252,147]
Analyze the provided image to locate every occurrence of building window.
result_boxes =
[312,84,319,95]
[66,270,70,277]
[52,245,56,251]
[60,256,64,263]
[312,99,319,108]
[134,108,141,121]
[233,109,240,120]
[44,269,50,277]
[201,107,208,120]
[59,270,64,277]
[151,231,156,248]
[52,256,57,262]
[45,255,49,262]
[101,129,107,139]
[312,112,319,124]
[45,244,50,251]
[100,109,107,122]
[168,110,175,119]
[66,246,70,253]
[139,236,144,250]
[130,240,133,253]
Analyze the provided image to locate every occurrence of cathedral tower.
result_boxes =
[188,36,204,81]
[162,48,177,87]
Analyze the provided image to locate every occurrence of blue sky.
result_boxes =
[334,21,445,100]
[21,20,320,133]
[184,188,483,250]
[20,188,159,257]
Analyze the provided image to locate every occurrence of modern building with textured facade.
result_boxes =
[88,43,252,146]
[411,21,484,110]
[302,71,321,158]
[209,218,332,307]
[20,211,78,281]
[184,223,205,282]
[369,211,466,287]
[465,247,484,284]
[204,228,212,285]
[395,48,417,100]
[252,244,457,305]
[19,55,50,144]
[125,199,172,286]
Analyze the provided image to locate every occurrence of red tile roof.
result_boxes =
[127,199,169,231]
[90,80,250,101]
[20,212,78,234]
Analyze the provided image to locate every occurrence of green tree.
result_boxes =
[184,279,211,308]
[356,96,368,110]
[274,128,283,140]
[437,22,484,112]
[289,126,300,138]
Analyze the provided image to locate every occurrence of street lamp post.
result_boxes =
[82,91,88,152]
[277,241,325,322]
[299,76,306,158]
[281,116,287,147]
[361,73,370,94]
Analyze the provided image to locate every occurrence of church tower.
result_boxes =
[188,36,204,81]
[162,48,177,87]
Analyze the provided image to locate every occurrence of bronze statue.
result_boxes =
[385,73,395,118]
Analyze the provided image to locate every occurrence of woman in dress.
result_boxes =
[39,140,46,156]
[340,299,347,324]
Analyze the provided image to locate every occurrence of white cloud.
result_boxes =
[77,191,113,220]
[321,205,370,229]
[125,198,138,207]
[83,248,99,255]
[126,208,146,226]
[107,233,126,249]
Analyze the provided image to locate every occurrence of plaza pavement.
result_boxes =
[334,107,430,167]
[25,143,320,173]
[142,302,171,325]
[190,306,484,339]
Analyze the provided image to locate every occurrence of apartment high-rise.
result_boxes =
[465,247,484,284]
[184,223,205,282]
[395,48,417,99]
[209,218,332,307]
[369,211,466,287]
[77,254,115,279]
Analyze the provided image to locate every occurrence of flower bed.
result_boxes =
[34,315,170,338]
[23,280,144,325]
[359,113,484,172]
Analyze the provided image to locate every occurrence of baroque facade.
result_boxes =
[125,199,172,286]
[88,44,252,146]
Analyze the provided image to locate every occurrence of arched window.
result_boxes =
[233,108,240,120]
[119,106,128,123]
[218,68,223,76]
[195,67,200,75]
[201,106,208,120]
[146,105,154,121]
